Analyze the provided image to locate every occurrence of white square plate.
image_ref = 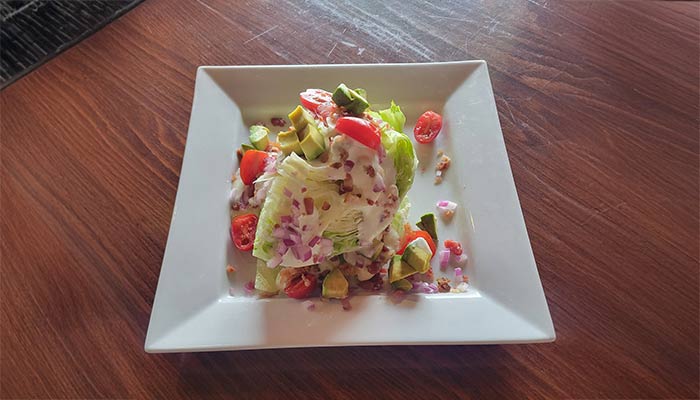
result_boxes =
[145,61,555,352]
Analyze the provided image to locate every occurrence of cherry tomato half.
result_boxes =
[397,230,437,257]
[231,214,258,251]
[414,111,443,144]
[284,273,318,299]
[335,117,381,149]
[240,150,269,185]
[444,239,463,256]
[300,89,333,113]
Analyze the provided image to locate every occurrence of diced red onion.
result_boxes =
[455,267,463,278]
[290,233,302,244]
[343,160,355,172]
[292,245,313,261]
[427,283,438,293]
[437,200,457,211]
[292,199,300,209]
[309,236,321,247]
[303,197,314,214]
[283,188,292,197]
[244,281,255,295]
[303,300,315,311]
[439,249,451,270]
[280,215,292,223]
[283,238,296,247]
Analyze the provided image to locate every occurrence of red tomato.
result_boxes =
[231,214,258,251]
[444,240,463,256]
[284,273,318,299]
[335,117,381,149]
[397,230,437,257]
[300,89,332,113]
[240,150,269,185]
[414,111,443,144]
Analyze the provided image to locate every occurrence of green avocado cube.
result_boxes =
[322,268,349,299]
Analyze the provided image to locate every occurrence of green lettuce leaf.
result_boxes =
[378,101,406,133]
[382,128,417,198]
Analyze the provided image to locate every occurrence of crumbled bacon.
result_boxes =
[358,273,384,291]
[437,277,451,293]
[364,165,376,177]
[226,264,236,273]
[270,117,286,127]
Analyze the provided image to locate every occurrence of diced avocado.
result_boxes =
[331,84,370,115]
[249,125,270,150]
[332,84,354,106]
[401,237,432,273]
[277,127,303,155]
[416,213,438,241]
[288,105,315,131]
[299,124,326,160]
[322,268,349,299]
[241,143,256,153]
[389,255,417,283]
[346,93,369,115]
[391,278,412,291]
[254,260,282,294]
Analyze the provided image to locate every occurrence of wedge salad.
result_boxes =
[229,84,464,302]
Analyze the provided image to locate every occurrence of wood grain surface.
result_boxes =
[1,0,698,399]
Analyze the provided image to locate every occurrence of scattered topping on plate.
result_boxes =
[226,264,237,273]
[270,117,286,127]
[436,277,451,293]
[434,153,451,184]
[436,200,457,220]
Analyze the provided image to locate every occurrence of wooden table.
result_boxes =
[2,1,698,398]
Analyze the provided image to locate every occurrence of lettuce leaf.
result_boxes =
[382,128,417,198]
[378,100,406,133]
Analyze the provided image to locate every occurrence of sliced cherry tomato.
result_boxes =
[444,239,463,256]
[240,150,269,185]
[284,273,318,299]
[414,111,443,144]
[300,89,332,113]
[397,230,437,257]
[335,117,381,149]
[231,214,258,251]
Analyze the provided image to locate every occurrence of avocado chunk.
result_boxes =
[322,268,349,299]
[254,260,282,294]
[288,105,315,131]
[416,213,438,241]
[277,127,303,155]
[241,143,256,153]
[391,278,412,291]
[332,83,354,106]
[331,83,370,115]
[389,255,418,283]
[299,124,325,160]
[249,125,270,150]
[401,237,432,273]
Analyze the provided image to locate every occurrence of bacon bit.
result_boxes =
[318,151,330,163]
[338,148,349,162]
[303,197,314,214]
[437,277,451,293]
[437,149,444,157]
[379,268,388,274]
[330,162,342,169]
[341,298,352,311]
[321,201,331,211]
[434,176,443,185]
[344,160,355,172]
[436,154,451,171]
[226,264,236,273]
[367,199,375,205]
[301,187,307,193]
[423,267,434,282]
[390,289,407,304]
[364,165,376,177]
[231,203,241,211]
[266,141,281,152]
[462,275,470,283]
[340,173,353,194]
[270,117,286,127]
